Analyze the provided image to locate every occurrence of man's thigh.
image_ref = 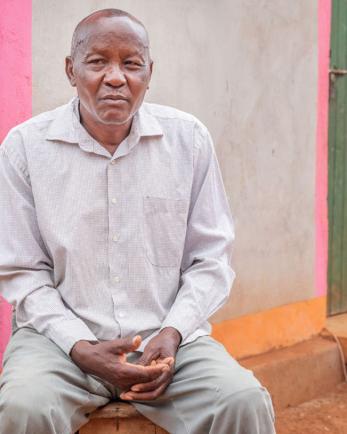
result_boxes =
[0,327,111,434]
[132,336,275,434]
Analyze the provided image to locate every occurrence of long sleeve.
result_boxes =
[161,122,235,340]
[0,129,97,354]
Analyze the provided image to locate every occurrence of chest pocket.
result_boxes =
[143,196,189,267]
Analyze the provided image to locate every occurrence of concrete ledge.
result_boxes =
[240,335,345,410]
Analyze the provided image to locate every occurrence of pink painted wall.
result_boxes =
[0,0,32,366]
[315,0,331,297]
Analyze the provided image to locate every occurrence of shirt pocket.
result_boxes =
[143,196,189,267]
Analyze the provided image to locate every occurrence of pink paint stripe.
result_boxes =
[0,0,32,366]
[315,0,331,297]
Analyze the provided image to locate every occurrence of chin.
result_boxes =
[98,111,136,126]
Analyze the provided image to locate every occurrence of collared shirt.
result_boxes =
[0,97,235,355]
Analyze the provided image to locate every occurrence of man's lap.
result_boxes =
[0,328,274,434]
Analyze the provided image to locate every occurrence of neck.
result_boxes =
[79,104,132,149]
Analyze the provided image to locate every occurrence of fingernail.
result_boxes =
[131,386,140,392]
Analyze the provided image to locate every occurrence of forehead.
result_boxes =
[76,16,148,56]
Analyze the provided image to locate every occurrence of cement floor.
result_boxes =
[276,382,347,434]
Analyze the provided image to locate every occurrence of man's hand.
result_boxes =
[70,335,169,391]
[120,327,181,401]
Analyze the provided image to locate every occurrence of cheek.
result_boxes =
[129,73,150,94]
[76,72,100,94]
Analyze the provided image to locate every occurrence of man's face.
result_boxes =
[66,16,152,126]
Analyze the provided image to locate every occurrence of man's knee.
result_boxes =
[0,383,64,432]
[222,387,275,432]
[229,387,273,413]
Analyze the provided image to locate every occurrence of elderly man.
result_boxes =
[0,8,275,434]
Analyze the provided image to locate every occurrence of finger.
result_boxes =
[148,357,174,368]
[137,348,160,366]
[130,369,171,393]
[156,357,175,367]
[121,381,169,401]
[121,362,168,384]
[108,336,142,355]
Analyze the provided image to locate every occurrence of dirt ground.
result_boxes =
[276,382,347,434]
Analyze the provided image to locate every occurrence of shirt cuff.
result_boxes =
[160,311,199,343]
[46,318,98,355]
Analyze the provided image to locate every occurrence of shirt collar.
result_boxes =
[45,97,163,151]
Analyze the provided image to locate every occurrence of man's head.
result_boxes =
[65,9,152,127]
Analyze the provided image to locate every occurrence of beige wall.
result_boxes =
[32,0,318,321]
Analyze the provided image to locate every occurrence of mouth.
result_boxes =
[100,95,129,102]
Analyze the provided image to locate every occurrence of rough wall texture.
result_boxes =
[32,0,318,321]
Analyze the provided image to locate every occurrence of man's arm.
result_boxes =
[0,129,97,355]
[160,120,235,340]
[122,121,235,401]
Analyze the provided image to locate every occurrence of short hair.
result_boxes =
[70,9,148,59]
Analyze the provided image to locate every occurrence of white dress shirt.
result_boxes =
[0,98,235,355]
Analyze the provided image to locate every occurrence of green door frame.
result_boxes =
[328,0,347,315]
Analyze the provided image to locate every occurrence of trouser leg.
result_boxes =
[132,336,276,434]
[0,327,111,434]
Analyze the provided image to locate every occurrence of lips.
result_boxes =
[100,95,128,102]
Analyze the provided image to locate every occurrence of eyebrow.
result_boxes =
[83,47,147,59]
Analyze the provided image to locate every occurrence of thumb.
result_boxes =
[109,335,142,355]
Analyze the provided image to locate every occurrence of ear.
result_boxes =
[65,56,76,87]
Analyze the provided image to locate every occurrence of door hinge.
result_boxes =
[330,68,347,77]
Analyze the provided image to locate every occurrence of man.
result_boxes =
[0,8,275,434]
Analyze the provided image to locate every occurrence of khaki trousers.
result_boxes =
[0,328,275,434]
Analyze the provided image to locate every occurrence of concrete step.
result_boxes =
[276,382,347,434]
[240,335,346,411]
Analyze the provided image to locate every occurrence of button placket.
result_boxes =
[107,158,128,335]
[107,159,123,291]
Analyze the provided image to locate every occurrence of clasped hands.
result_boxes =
[70,327,181,401]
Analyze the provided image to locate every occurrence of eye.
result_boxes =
[124,60,143,69]
[87,58,106,65]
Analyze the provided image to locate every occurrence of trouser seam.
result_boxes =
[171,397,190,434]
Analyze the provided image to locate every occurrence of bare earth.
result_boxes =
[276,382,347,434]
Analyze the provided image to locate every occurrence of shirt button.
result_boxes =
[111,160,116,165]
[118,311,125,318]
[113,276,120,283]
[112,234,119,242]
[111,198,117,204]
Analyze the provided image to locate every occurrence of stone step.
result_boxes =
[241,335,346,411]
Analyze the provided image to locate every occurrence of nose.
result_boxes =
[104,64,126,87]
